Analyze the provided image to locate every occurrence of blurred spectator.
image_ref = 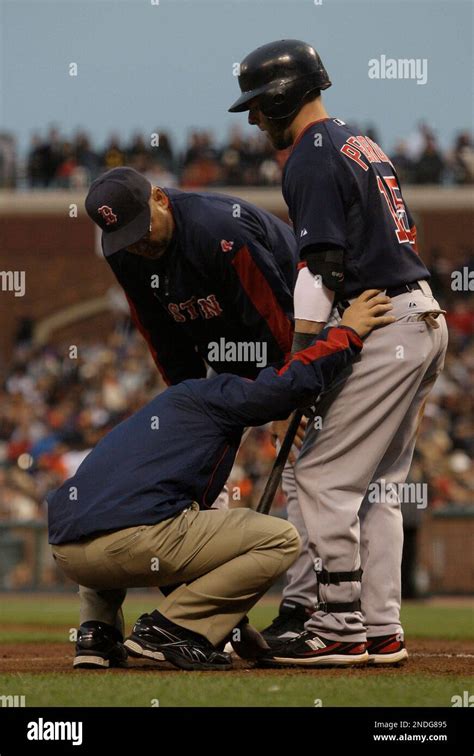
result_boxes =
[26,126,63,187]
[0,132,16,188]
[220,125,250,185]
[414,135,445,184]
[181,129,221,187]
[102,133,125,170]
[74,130,101,181]
[126,132,150,172]
[450,131,474,184]
[405,121,435,162]
[152,130,175,171]
[41,126,63,186]
[26,133,45,188]
[55,141,79,188]
[391,140,414,184]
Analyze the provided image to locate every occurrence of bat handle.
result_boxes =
[256,410,303,515]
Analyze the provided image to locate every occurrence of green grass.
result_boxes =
[0,594,472,707]
[0,594,472,643]
[0,672,470,708]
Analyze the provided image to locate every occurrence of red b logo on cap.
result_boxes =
[98,205,118,226]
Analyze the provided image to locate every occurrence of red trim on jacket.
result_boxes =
[125,294,171,385]
[277,326,362,375]
[231,244,293,354]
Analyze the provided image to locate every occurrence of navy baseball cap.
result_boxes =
[85,167,151,257]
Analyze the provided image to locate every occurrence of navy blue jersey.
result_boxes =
[106,189,297,384]
[47,326,362,544]
[283,118,429,297]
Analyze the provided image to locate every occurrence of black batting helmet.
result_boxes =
[228,40,331,120]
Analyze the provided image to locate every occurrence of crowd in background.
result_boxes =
[0,121,473,189]
[1,244,472,534]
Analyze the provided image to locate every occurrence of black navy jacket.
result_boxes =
[106,189,297,383]
[47,326,362,544]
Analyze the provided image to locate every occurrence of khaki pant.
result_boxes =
[52,504,300,645]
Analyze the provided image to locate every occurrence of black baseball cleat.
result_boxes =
[260,600,310,649]
[73,621,128,669]
[366,633,408,665]
[124,612,232,671]
[259,629,369,667]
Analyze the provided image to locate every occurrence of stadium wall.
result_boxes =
[1,186,473,366]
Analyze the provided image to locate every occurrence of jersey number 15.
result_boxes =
[377,175,415,246]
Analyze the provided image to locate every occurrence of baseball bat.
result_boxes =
[256,410,303,515]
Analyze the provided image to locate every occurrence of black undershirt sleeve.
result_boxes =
[301,243,345,295]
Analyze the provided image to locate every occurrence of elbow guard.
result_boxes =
[304,246,345,295]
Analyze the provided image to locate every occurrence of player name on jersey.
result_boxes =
[340,135,393,171]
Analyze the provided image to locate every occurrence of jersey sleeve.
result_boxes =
[214,236,294,357]
[107,252,207,385]
[284,148,352,257]
[192,325,362,430]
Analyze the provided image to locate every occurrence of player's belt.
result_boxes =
[337,281,422,315]
[384,281,422,298]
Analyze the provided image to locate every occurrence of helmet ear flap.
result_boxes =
[258,74,327,120]
[259,84,300,120]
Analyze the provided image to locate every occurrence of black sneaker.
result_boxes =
[124,612,232,671]
[259,629,369,668]
[73,621,128,669]
[261,600,310,649]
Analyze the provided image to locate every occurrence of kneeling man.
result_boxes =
[47,292,393,670]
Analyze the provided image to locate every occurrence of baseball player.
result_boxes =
[229,39,448,666]
[85,167,296,384]
[47,294,392,670]
[84,167,317,628]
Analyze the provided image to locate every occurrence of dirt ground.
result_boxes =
[1,637,473,676]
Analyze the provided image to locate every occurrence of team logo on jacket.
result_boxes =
[220,239,234,252]
[97,205,118,225]
[167,294,223,322]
